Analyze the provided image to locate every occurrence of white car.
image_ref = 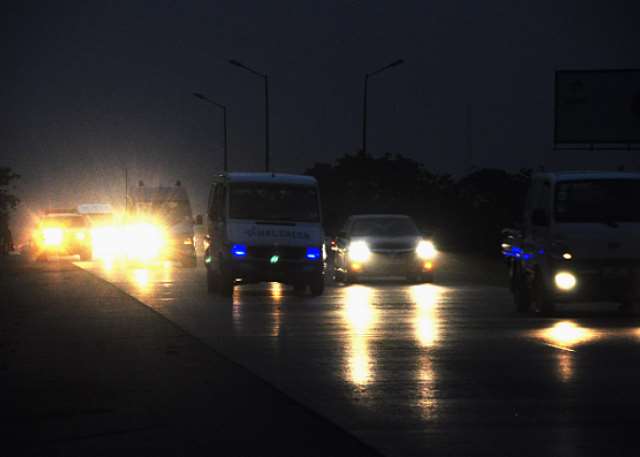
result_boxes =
[333,214,437,283]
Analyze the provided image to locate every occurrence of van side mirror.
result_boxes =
[195,214,203,225]
[531,209,549,227]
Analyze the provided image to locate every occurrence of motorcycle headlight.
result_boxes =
[348,241,371,262]
[416,240,437,260]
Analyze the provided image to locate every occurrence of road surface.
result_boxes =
[76,255,640,456]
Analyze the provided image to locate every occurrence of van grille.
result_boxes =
[248,246,308,261]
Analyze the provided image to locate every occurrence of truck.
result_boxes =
[503,171,640,314]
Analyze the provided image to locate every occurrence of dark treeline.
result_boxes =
[1,167,20,252]
[305,151,531,255]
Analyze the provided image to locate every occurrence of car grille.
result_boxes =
[369,241,415,252]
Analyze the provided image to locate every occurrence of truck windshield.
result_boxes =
[229,183,320,223]
[555,179,640,223]
[133,200,192,225]
[351,218,419,237]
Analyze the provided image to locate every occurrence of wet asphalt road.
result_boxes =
[76,256,640,456]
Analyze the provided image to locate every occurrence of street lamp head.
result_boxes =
[228,59,243,67]
[193,92,206,100]
[389,59,404,67]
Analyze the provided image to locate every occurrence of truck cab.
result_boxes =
[507,171,640,314]
[204,173,325,296]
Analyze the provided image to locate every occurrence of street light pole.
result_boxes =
[362,75,369,155]
[193,93,229,172]
[264,75,269,172]
[362,59,404,155]
[229,59,270,171]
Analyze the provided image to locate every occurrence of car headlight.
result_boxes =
[416,240,437,260]
[348,240,371,262]
[554,271,576,291]
[43,228,64,246]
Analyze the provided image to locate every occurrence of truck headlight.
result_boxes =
[416,240,437,260]
[75,231,86,241]
[554,271,577,291]
[348,241,371,262]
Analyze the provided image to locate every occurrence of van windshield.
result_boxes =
[133,200,192,225]
[229,183,320,223]
[555,179,640,223]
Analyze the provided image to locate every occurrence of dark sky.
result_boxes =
[2,0,639,233]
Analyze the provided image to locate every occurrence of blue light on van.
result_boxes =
[232,244,247,257]
[306,247,321,260]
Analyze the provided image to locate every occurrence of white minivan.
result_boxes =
[506,171,640,314]
[204,173,325,296]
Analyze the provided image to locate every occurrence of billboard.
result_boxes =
[554,69,640,144]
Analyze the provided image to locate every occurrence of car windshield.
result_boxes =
[351,217,419,237]
[41,216,88,228]
[229,183,320,223]
[133,200,192,225]
[555,179,640,223]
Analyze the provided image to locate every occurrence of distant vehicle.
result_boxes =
[33,212,93,261]
[127,181,199,267]
[204,173,325,296]
[333,214,437,284]
[503,171,640,314]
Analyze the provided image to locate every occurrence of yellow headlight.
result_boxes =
[124,223,165,261]
[43,228,63,246]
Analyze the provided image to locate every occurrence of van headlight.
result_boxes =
[43,228,64,246]
[416,240,437,260]
[348,241,371,262]
[554,271,577,291]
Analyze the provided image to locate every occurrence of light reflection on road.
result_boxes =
[132,268,150,293]
[409,284,444,419]
[535,321,597,383]
[269,283,282,337]
[411,284,442,347]
[343,285,376,387]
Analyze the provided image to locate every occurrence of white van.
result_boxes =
[506,171,640,314]
[204,173,325,296]
[128,181,198,267]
